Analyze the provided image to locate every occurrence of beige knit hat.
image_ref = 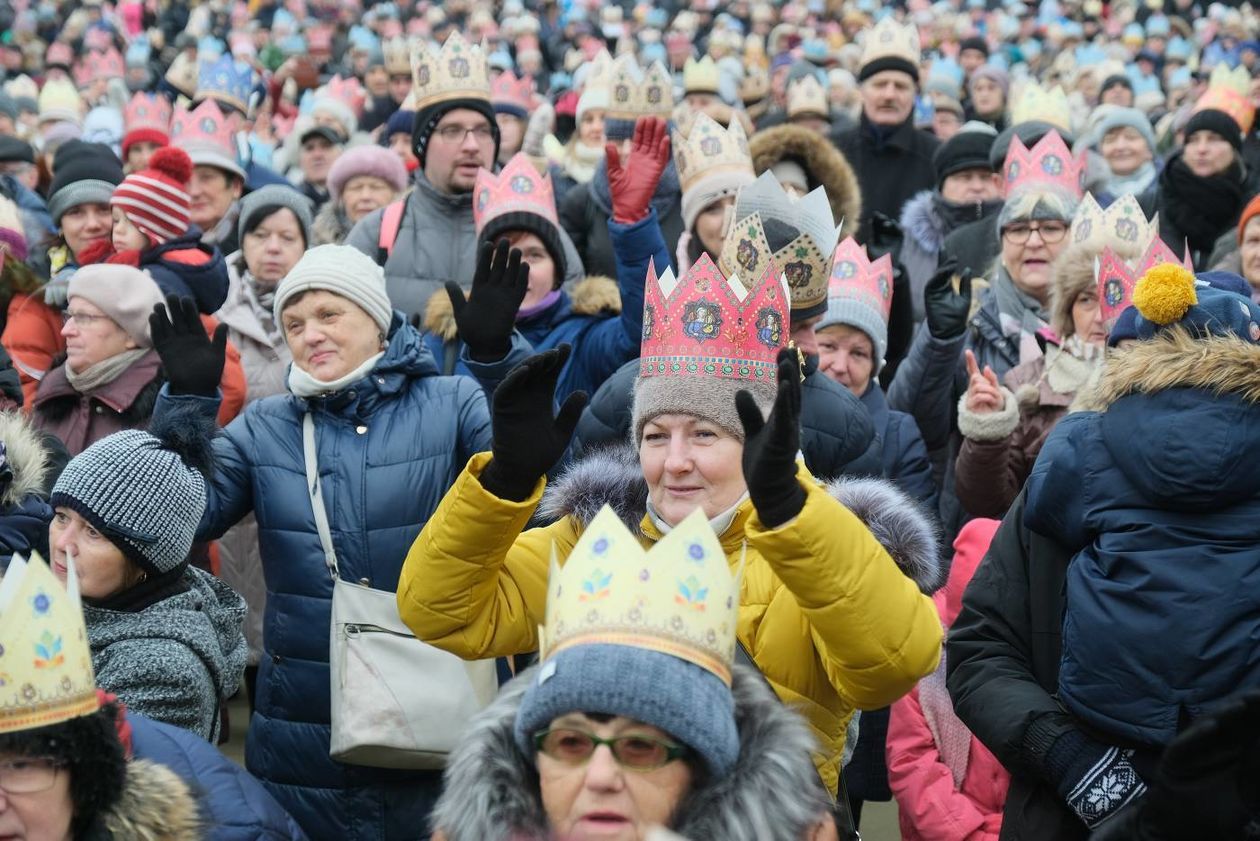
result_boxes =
[66,264,166,347]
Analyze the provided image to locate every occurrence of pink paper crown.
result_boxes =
[74,48,125,88]
[1096,238,1193,326]
[124,92,173,134]
[46,41,73,68]
[490,71,535,114]
[639,252,788,386]
[1002,130,1084,198]
[828,237,894,322]
[169,99,241,159]
[323,75,367,118]
[83,27,113,52]
[473,153,559,237]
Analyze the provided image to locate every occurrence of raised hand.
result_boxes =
[606,116,672,224]
[924,259,974,341]
[736,348,806,529]
[445,239,529,363]
[963,349,1004,415]
[150,295,226,397]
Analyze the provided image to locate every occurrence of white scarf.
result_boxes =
[287,352,385,399]
[646,493,750,538]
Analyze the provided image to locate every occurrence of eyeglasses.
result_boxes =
[0,757,64,793]
[1002,221,1069,244]
[434,124,495,144]
[533,728,692,771]
[64,310,111,327]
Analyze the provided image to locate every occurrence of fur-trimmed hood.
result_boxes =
[422,276,622,343]
[430,664,831,841]
[537,444,945,594]
[900,190,949,254]
[0,410,51,508]
[748,124,862,234]
[88,758,200,841]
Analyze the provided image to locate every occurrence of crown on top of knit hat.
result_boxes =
[606,55,675,120]
[859,17,920,70]
[319,75,367,118]
[490,70,535,112]
[382,37,412,75]
[683,55,721,95]
[410,32,491,112]
[0,552,100,735]
[583,49,614,92]
[124,92,173,135]
[1070,194,1159,260]
[1193,63,1255,136]
[73,48,125,88]
[1010,82,1072,132]
[787,74,829,120]
[1002,130,1083,198]
[195,54,257,115]
[473,152,558,236]
[37,78,83,125]
[170,99,241,161]
[828,236,894,323]
[1095,238,1192,327]
[720,170,842,317]
[672,112,753,195]
[540,505,741,685]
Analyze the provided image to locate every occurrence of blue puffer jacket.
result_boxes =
[152,316,492,841]
[128,713,308,841]
[141,231,231,315]
[1025,331,1260,747]
[859,382,937,510]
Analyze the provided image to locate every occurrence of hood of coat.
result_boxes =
[537,443,945,594]
[298,314,441,412]
[431,664,830,841]
[146,230,229,315]
[900,190,949,254]
[748,124,862,235]
[0,411,53,508]
[84,566,248,700]
[422,276,621,343]
[1083,328,1260,507]
[312,201,350,246]
[936,518,1000,628]
[88,758,200,841]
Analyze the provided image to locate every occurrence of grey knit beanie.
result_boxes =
[238,185,315,248]
[273,244,393,334]
[818,296,888,373]
[631,373,775,444]
[1092,106,1156,156]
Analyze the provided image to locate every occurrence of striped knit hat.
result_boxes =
[110,147,193,245]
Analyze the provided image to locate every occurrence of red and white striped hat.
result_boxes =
[110,147,193,245]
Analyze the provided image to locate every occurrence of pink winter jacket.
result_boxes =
[887,518,1010,841]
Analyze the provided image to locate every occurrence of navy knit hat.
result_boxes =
[1125,265,1260,344]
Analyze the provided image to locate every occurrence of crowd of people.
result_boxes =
[0,0,1259,839]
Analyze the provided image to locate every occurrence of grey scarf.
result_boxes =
[240,268,282,347]
[991,267,1049,367]
[65,348,149,394]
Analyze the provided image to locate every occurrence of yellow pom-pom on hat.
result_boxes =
[1132,263,1197,325]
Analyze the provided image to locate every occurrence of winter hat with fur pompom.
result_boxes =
[110,146,193,245]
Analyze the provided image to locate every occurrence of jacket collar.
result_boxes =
[860,112,919,153]
[34,352,162,413]
[414,168,475,212]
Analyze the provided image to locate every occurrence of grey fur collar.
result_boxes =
[900,190,949,254]
[540,445,945,594]
[431,665,830,841]
[0,411,51,507]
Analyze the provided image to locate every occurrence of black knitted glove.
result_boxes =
[1046,728,1148,830]
[445,239,529,363]
[924,259,974,340]
[479,346,589,502]
[150,295,226,397]
[735,348,806,529]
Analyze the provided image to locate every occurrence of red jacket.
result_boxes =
[887,518,1010,841]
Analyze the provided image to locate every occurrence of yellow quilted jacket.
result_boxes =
[398,452,943,795]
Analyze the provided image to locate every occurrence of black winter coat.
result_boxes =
[559,167,685,281]
[835,114,941,245]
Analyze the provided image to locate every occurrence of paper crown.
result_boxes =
[170,99,241,166]
[539,506,741,685]
[0,553,99,735]
[473,152,559,236]
[411,32,491,112]
[195,54,256,115]
[4,75,38,103]
[1095,238,1193,326]
[741,68,770,104]
[828,236,894,322]
[1070,194,1159,259]
[383,36,412,75]
[83,27,113,52]
[319,75,367,118]
[164,52,199,98]
[73,48,125,88]
[37,78,83,124]
[859,17,921,70]
[683,56,721,95]
[46,41,73,68]
[720,171,842,317]
[607,55,674,121]
[672,112,753,195]
[787,74,829,120]
[1002,130,1084,198]
[1193,63,1255,136]
[1010,82,1072,132]
[490,71,535,113]
[582,49,615,93]
[640,249,788,388]
[124,92,173,135]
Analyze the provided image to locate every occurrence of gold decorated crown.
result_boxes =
[859,17,921,72]
[540,506,741,685]
[1011,82,1072,132]
[607,55,675,121]
[411,32,490,111]
[0,553,99,734]
[787,74,829,120]
[1070,194,1159,259]
[683,56,721,95]
[672,112,754,194]
[383,37,412,76]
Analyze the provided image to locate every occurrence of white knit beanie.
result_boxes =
[273,244,394,334]
[680,168,757,233]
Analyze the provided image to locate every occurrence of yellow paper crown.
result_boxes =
[607,55,675,120]
[859,17,921,71]
[787,74,829,120]
[741,67,770,104]
[1193,64,1254,135]
[411,32,490,111]
[1011,82,1072,132]
[383,37,412,76]
[540,506,741,685]
[672,112,754,194]
[0,553,99,734]
[37,78,83,125]
[683,56,721,95]
[1070,194,1159,260]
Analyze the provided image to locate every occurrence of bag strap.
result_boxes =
[302,413,340,582]
[442,340,459,376]
[376,199,406,266]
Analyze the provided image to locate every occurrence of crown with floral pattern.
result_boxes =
[490,71,535,114]
[124,92,173,135]
[73,48,125,88]
[683,56,721,95]
[195,54,257,115]
[787,73,829,120]
[828,236,894,322]
[672,112,753,194]
[473,152,558,236]
[606,55,675,120]
[540,506,741,685]
[719,171,842,318]
[1193,63,1255,136]
[0,553,99,734]
[1095,238,1192,327]
[1070,194,1159,259]
[859,17,921,70]
[1002,130,1084,198]
[1010,82,1072,132]
[410,32,491,112]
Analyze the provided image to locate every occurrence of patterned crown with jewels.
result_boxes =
[473,152,559,236]
[1193,64,1254,136]
[1070,194,1159,260]
[719,170,842,317]
[672,112,753,194]
[383,36,412,76]
[410,31,491,112]
[787,73,829,120]
[859,17,921,69]
[1010,82,1072,133]
[73,48,125,88]
[606,55,675,121]
[1002,130,1084,198]
[124,92,173,134]
[828,236,894,321]
[1095,238,1193,327]
[490,71,535,113]
[169,99,241,160]
[0,552,99,734]
[683,55,721,95]
[540,506,741,685]
[195,54,257,115]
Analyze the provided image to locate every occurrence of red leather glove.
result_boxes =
[607,117,672,225]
